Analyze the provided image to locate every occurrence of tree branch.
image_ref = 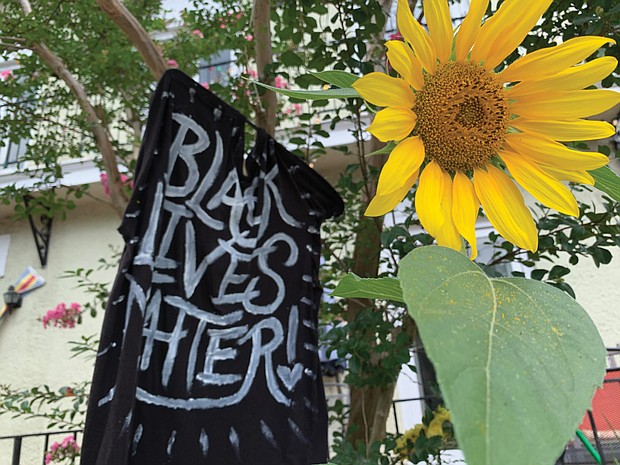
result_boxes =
[95,0,167,81]
[252,0,277,136]
[31,43,128,215]
[16,0,129,215]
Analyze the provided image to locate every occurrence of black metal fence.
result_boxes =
[0,430,81,465]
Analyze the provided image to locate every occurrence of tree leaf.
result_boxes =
[331,273,404,302]
[398,246,606,465]
[591,166,620,202]
[365,141,396,158]
[249,80,360,100]
[311,70,359,88]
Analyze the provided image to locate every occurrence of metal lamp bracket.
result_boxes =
[23,195,53,267]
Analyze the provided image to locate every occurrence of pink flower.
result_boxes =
[100,172,133,197]
[100,173,110,196]
[220,24,226,29]
[41,302,83,329]
[244,34,253,41]
[236,12,243,19]
[389,31,403,41]
[44,436,80,464]
[248,69,257,79]
[274,76,288,89]
[192,29,204,38]
[0,69,12,80]
[166,59,178,68]
[293,103,303,115]
[200,82,210,90]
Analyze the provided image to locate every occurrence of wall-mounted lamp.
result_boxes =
[3,286,22,315]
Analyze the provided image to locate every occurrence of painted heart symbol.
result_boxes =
[276,363,303,391]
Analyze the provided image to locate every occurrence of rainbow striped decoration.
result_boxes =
[0,267,45,320]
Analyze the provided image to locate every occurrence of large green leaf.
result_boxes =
[331,273,404,302]
[311,70,359,88]
[591,166,620,202]
[250,80,360,100]
[398,246,605,465]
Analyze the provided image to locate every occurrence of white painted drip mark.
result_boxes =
[167,430,177,457]
[199,428,209,457]
[121,410,132,433]
[260,420,279,450]
[304,343,319,352]
[131,424,143,456]
[229,427,241,461]
[302,319,316,330]
[288,418,311,445]
[97,387,115,407]
[97,342,117,357]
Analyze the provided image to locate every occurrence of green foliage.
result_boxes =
[0,0,211,216]
[325,308,412,388]
[332,274,403,302]
[592,167,620,203]
[399,246,606,465]
[0,382,90,430]
[60,246,120,318]
[253,81,360,100]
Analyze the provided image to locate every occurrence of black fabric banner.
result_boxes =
[81,69,344,465]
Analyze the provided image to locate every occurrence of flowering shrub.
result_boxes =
[394,407,453,464]
[99,172,133,196]
[44,435,80,464]
[41,303,83,329]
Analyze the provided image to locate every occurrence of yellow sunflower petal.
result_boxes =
[397,0,437,73]
[474,165,538,252]
[365,171,418,217]
[508,57,618,96]
[367,107,417,142]
[511,89,620,120]
[455,0,489,62]
[452,172,480,259]
[511,118,616,142]
[435,173,462,252]
[415,161,445,237]
[471,0,552,70]
[504,132,609,171]
[540,166,595,186]
[425,0,453,63]
[501,36,615,83]
[377,136,425,195]
[352,72,415,108]
[386,40,425,90]
[500,151,579,216]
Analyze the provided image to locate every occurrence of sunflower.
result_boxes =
[353,0,620,258]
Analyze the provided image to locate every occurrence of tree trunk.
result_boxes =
[252,0,277,136]
[95,0,167,81]
[344,0,415,449]
[345,138,393,447]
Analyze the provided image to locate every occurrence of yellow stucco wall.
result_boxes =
[0,184,122,463]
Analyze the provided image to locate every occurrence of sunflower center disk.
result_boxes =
[414,62,510,173]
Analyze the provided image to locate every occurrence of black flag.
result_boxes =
[81,69,344,465]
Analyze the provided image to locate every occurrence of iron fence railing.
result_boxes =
[0,430,81,465]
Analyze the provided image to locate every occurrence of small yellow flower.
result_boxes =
[426,406,451,437]
[395,423,424,457]
[353,0,620,258]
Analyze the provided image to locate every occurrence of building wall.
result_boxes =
[0,183,122,463]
